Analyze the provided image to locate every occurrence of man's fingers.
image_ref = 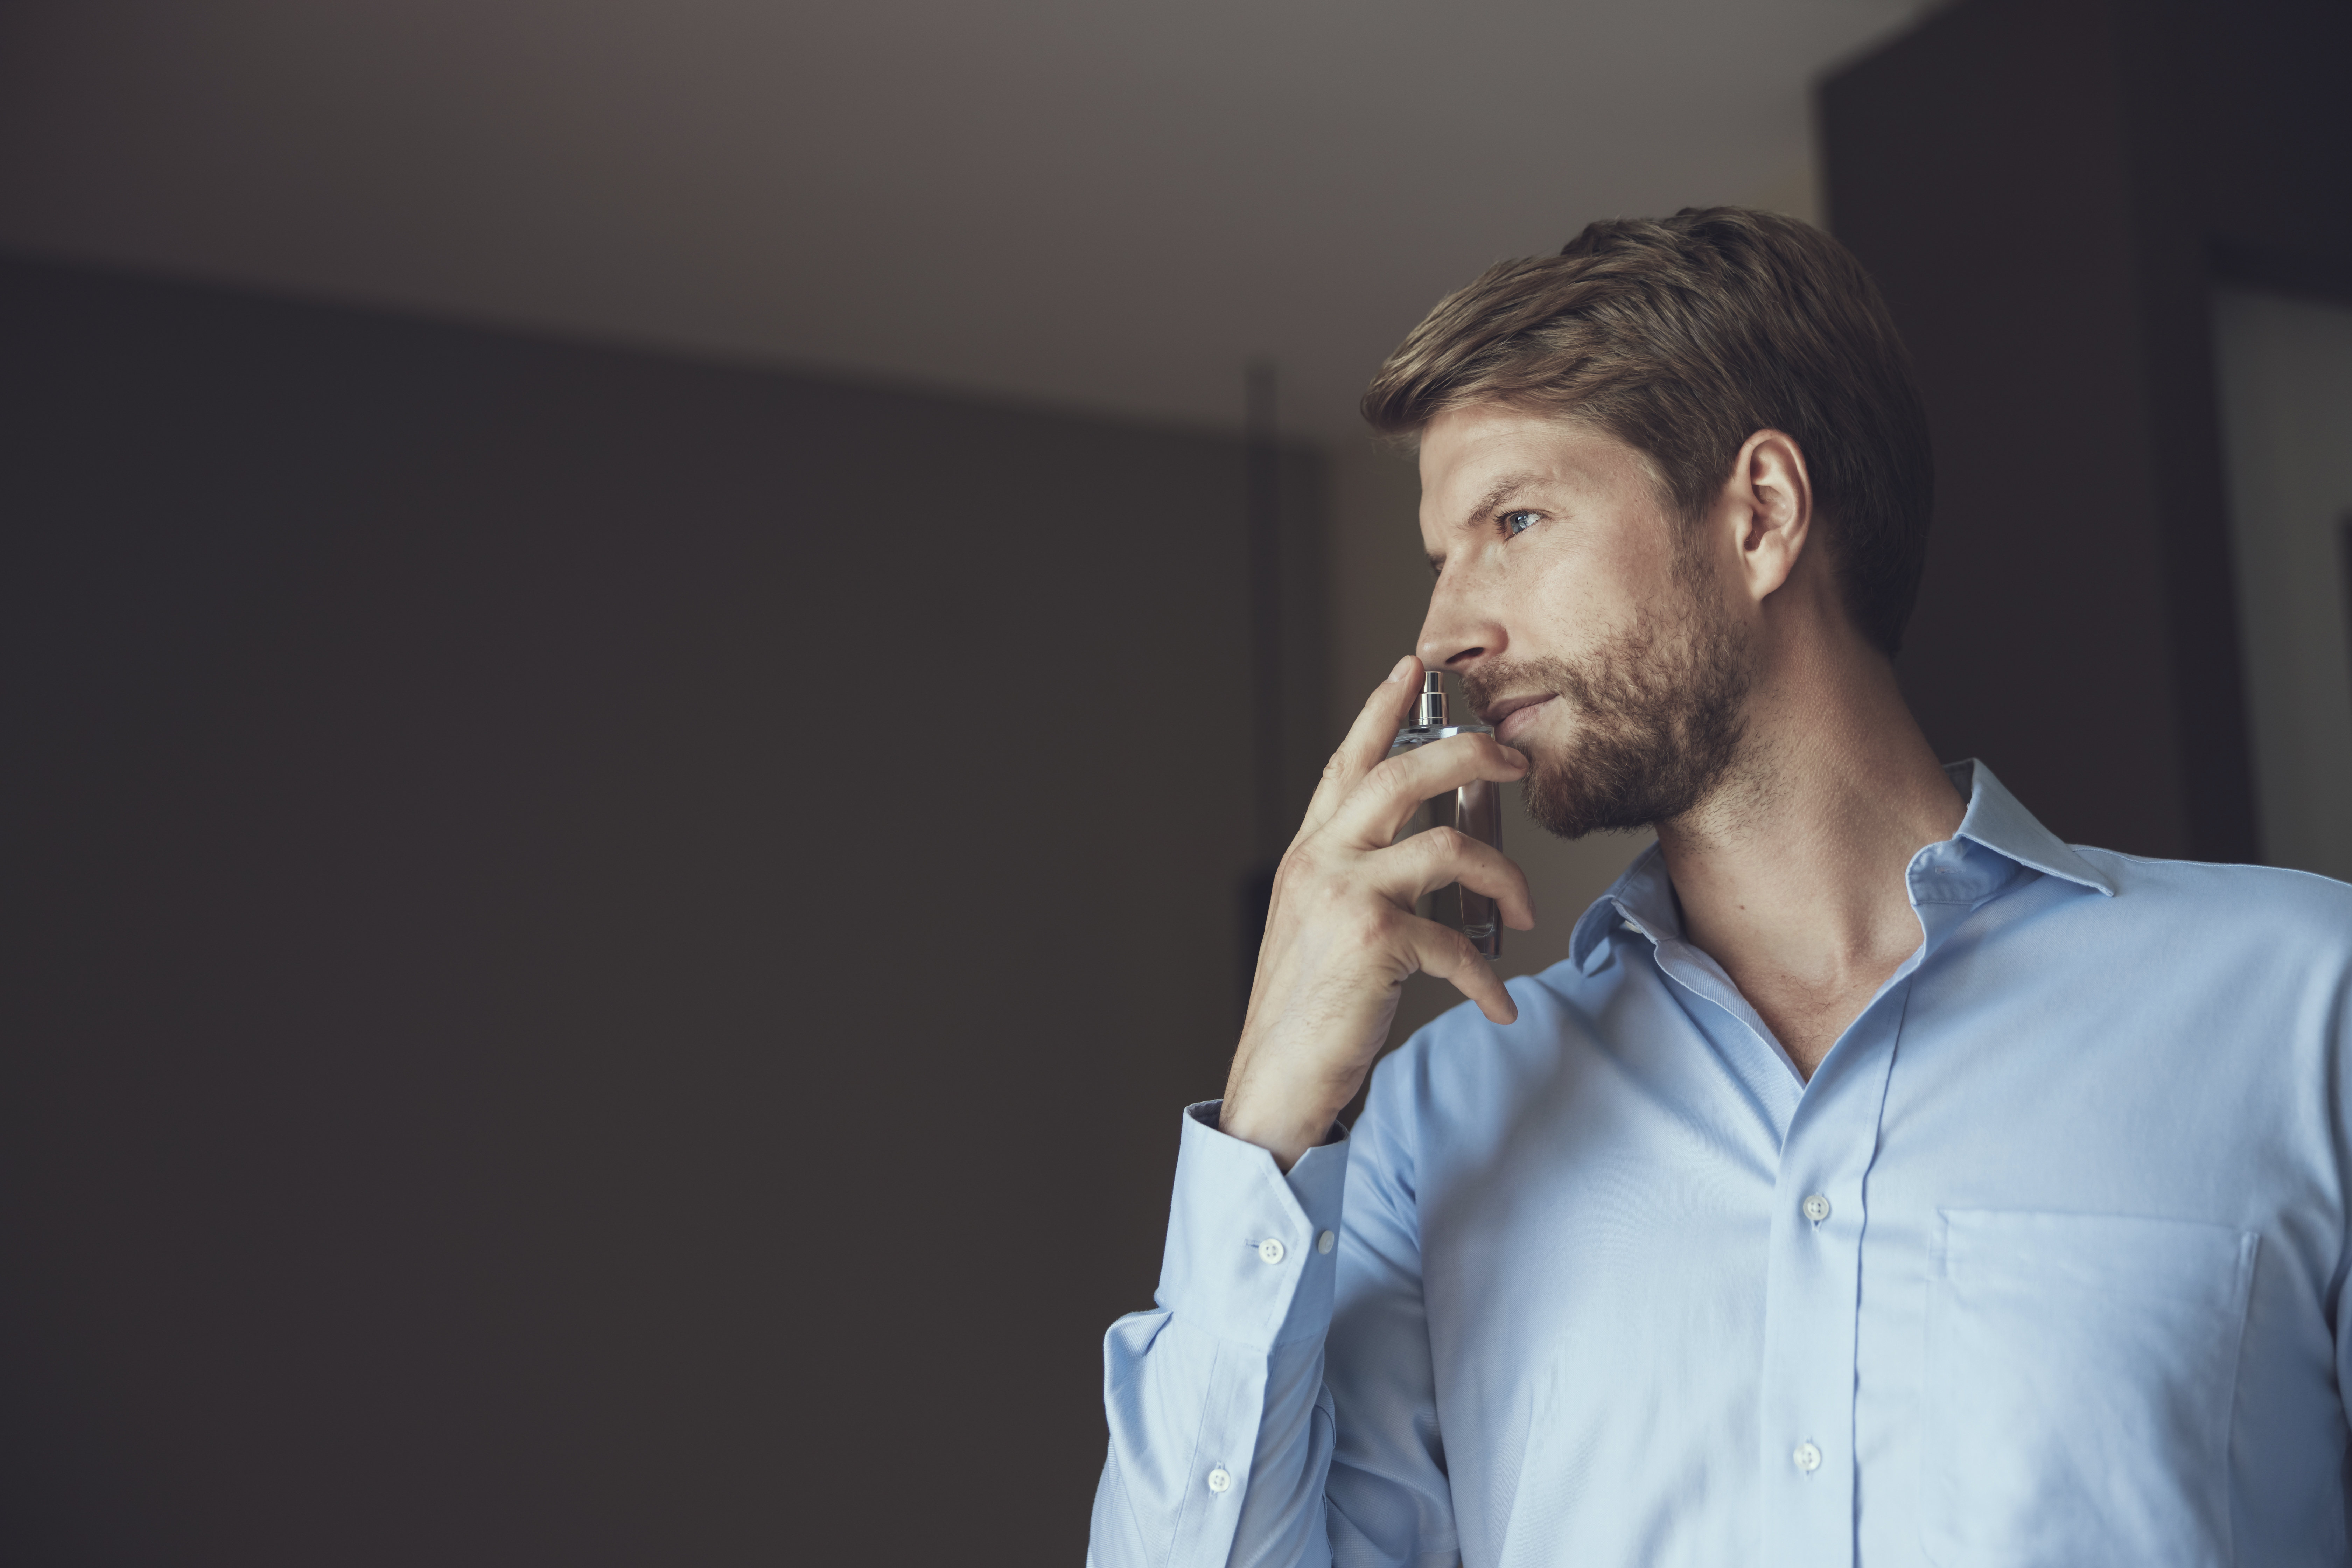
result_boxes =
[1402,915,1519,1025]
[1372,828,1537,932]
[1297,654,1425,839]
[1332,730,1530,849]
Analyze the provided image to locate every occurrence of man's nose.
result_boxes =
[1417,572,1506,672]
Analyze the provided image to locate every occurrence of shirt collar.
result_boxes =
[1568,758,2113,974]
[1939,759,2114,897]
[1569,841,1675,972]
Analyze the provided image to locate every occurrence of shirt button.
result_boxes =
[1258,1238,1286,1264]
[1792,1441,1822,1474]
[1802,1194,1831,1224]
[1318,1230,1336,1255]
[1207,1465,1233,1494]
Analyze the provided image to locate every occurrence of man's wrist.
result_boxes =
[1216,1092,1343,1171]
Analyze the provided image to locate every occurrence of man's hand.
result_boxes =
[1221,655,1536,1167]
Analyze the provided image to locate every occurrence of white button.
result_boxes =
[1206,1465,1233,1494]
[1317,1230,1336,1255]
[1792,1441,1822,1474]
[1258,1238,1286,1264]
[1801,1194,1831,1224]
[1621,918,1642,933]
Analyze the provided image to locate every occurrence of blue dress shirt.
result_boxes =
[1090,762,2352,1567]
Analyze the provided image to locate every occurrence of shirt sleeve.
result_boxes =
[1089,1086,1456,1568]
[1322,1061,1458,1567]
[1088,1101,1350,1567]
[2330,973,2352,1441]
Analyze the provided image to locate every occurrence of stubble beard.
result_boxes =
[1463,586,1753,841]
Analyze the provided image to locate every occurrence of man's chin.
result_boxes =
[1520,740,1683,841]
[1522,752,1623,841]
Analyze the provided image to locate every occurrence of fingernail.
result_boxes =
[1388,656,1417,683]
[1502,747,1529,769]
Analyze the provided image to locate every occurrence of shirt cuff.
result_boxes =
[1154,1100,1351,1351]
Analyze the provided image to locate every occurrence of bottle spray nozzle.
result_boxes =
[1416,671,1447,727]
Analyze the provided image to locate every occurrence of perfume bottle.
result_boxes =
[1388,671,1503,958]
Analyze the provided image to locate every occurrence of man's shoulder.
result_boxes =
[2069,845,2352,941]
[1990,848,2352,1023]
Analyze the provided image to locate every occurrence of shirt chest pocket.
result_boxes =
[1921,1210,2259,1568]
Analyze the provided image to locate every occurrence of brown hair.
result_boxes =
[1361,206,1933,655]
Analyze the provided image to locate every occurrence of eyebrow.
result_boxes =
[1427,472,1543,573]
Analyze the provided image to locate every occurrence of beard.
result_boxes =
[1463,588,1752,841]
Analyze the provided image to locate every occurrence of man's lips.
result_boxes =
[1483,693,1556,743]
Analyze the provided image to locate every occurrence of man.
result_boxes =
[1088,207,2352,1567]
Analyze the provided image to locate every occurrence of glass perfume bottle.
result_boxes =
[1388,671,1503,958]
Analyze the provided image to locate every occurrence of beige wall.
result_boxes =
[2214,286,2352,883]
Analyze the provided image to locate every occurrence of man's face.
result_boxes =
[1414,402,1751,839]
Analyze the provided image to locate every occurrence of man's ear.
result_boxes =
[1725,429,1812,603]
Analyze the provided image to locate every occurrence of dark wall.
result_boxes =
[1822,0,2352,861]
[0,255,1323,1563]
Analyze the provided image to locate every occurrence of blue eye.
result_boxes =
[1504,510,1541,537]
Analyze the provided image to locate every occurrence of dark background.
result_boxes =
[0,257,1322,1562]
[2,0,2347,1561]
[1828,0,2352,864]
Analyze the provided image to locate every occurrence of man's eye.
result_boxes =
[1503,510,1541,537]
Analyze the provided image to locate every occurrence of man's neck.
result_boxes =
[1656,643,1965,1080]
